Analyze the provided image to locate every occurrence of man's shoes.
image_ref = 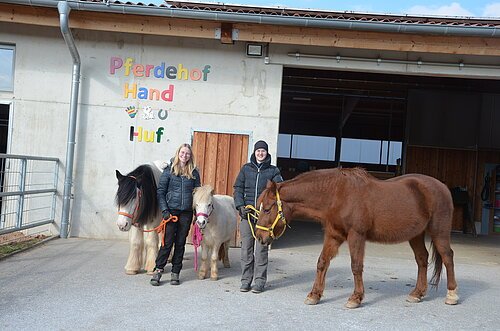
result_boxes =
[240,283,251,292]
[251,284,264,293]
[150,269,162,286]
[170,272,180,285]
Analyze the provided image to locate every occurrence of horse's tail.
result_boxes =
[218,243,225,262]
[430,240,443,289]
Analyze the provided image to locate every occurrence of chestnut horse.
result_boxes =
[255,168,459,308]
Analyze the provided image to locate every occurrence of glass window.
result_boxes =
[341,138,402,165]
[278,134,336,161]
[381,141,403,165]
[277,134,291,158]
[0,46,15,92]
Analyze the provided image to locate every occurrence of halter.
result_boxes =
[195,203,214,220]
[117,187,142,226]
[247,190,289,241]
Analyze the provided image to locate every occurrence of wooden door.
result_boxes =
[191,131,249,247]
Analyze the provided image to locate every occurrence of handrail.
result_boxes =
[0,153,58,162]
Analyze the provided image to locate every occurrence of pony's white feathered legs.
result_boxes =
[198,242,209,279]
[144,230,159,275]
[210,245,219,280]
[222,241,230,268]
[125,226,144,274]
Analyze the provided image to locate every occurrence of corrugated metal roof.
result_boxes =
[73,0,500,28]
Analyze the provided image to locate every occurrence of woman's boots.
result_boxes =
[171,272,180,285]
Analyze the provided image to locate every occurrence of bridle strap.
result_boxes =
[195,204,214,219]
[254,190,288,240]
[117,188,142,225]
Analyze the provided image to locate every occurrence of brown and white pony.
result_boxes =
[115,161,167,275]
[255,167,459,308]
[193,185,237,280]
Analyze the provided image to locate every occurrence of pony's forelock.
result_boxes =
[193,185,214,205]
[115,164,158,226]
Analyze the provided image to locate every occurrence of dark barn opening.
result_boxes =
[276,67,500,234]
[277,67,500,180]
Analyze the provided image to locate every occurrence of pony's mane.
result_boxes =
[115,164,158,225]
[193,185,213,205]
[338,167,371,182]
[289,167,371,184]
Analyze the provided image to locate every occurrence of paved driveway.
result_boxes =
[1,222,499,330]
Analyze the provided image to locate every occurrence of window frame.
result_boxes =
[0,45,15,92]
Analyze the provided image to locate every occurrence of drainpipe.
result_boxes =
[58,1,81,239]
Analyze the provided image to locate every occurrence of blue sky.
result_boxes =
[152,1,500,18]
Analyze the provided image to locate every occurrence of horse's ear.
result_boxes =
[116,170,124,181]
[266,180,277,190]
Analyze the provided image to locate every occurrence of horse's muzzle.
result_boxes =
[256,230,272,246]
[196,218,207,229]
[116,219,131,232]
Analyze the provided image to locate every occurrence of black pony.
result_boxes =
[115,162,164,275]
[115,164,158,227]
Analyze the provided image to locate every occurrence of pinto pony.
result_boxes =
[255,168,459,308]
[193,185,237,281]
[115,161,166,275]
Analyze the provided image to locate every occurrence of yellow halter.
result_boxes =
[245,190,289,241]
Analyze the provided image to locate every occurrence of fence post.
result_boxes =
[16,158,27,229]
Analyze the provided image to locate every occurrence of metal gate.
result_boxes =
[0,154,59,235]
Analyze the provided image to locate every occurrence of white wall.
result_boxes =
[0,23,283,239]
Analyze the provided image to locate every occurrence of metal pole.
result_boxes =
[16,158,26,229]
[58,1,81,238]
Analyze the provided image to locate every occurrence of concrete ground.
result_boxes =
[1,221,499,330]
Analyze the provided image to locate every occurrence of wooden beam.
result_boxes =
[2,3,500,56]
[235,23,500,56]
[220,22,233,44]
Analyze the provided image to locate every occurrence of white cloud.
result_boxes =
[482,3,500,17]
[406,2,473,17]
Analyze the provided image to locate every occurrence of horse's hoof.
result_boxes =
[210,276,218,281]
[345,300,360,309]
[125,270,138,275]
[198,274,206,280]
[304,296,319,305]
[445,289,459,305]
[146,270,155,275]
[223,263,230,268]
[406,295,422,303]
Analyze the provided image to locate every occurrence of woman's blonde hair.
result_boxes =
[171,143,196,179]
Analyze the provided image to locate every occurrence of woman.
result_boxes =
[233,140,283,293]
[150,143,201,286]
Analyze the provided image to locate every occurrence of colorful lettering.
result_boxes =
[130,126,165,143]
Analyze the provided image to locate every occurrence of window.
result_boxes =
[0,45,15,92]
[341,138,402,165]
[278,134,402,166]
[278,134,336,161]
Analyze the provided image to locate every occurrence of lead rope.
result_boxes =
[192,223,203,271]
[143,215,178,246]
[245,205,260,240]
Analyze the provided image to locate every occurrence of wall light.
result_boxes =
[246,44,263,57]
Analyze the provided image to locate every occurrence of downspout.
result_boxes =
[58,1,81,239]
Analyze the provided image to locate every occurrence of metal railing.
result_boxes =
[0,154,59,235]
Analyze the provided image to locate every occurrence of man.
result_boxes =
[233,140,283,293]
